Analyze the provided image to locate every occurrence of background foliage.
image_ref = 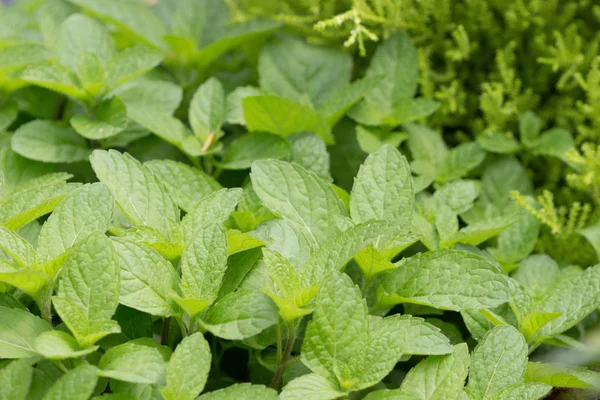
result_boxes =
[1,0,600,399]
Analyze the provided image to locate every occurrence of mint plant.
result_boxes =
[1,1,600,399]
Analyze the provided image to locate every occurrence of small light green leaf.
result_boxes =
[0,306,51,359]
[394,343,470,400]
[12,120,91,163]
[300,220,387,287]
[227,229,264,255]
[350,144,414,239]
[250,218,312,270]
[251,159,346,246]
[115,79,182,115]
[280,374,344,400]
[119,225,180,261]
[354,245,396,281]
[108,46,164,87]
[198,383,278,400]
[219,132,291,170]
[0,359,33,400]
[488,205,540,267]
[38,183,113,260]
[356,125,407,154]
[243,96,333,144]
[0,268,48,298]
[379,249,508,311]
[520,312,562,343]
[52,232,120,347]
[111,239,179,317]
[90,150,179,238]
[160,333,211,400]
[180,223,228,305]
[201,290,278,340]
[448,216,516,247]
[527,128,574,159]
[98,342,167,385]
[258,35,352,108]
[180,188,242,244]
[525,362,600,390]
[490,383,551,400]
[480,157,532,211]
[512,255,560,299]
[0,226,38,267]
[189,77,226,142]
[34,330,97,360]
[466,326,528,399]
[42,363,97,400]
[145,159,221,213]
[70,97,128,140]
[75,51,105,95]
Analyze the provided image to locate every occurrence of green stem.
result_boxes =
[52,360,68,373]
[270,323,297,391]
[361,275,372,297]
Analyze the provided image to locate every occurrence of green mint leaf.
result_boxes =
[379,249,509,311]
[405,123,448,180]
[318,75,384,126]
[532,264,600,338]
[55,14,115,72]
[393,343,470,400]
[251,159,346,246]
[38,183,114,260]
[432,180,480,215]
[98,342,167,385]
[336,315,452,391]
[0,226,38,267]
[0,359,33,400]
[250,219,312,270]
[20,61,87,100]
[0,44,50,73]
[219,132,291,170]
[512,255,560,300]
[488,205,540,268]
[466,326,528,399]
[145,159,221,213]
[0,306,51,359]
[197,383,278,400]
[115,79,182,116]
[243,96,333,144]
[354,31,418,118]
[180,188,242,244]
[480,157,533,211]
[0,102,18,132]
[262,248,300,300]
[350,144,414,239]
[70,97,128,140]
[489,383,552,400]
[300,220,387,287]
[442,142,485,182]
[287,132,330,179]
[200,289,278,340]
[354,245,397,280]
[447,216,516,247]
[526,127,573,159]
[90,149,179,238]
[280,374,344,400]
[42,363,97,400]
[519,111,543,146]
[525,362,600,390]
[258,35,352,108]
[107,46,164,88]
[52,232,120,347]
[179,223,228,309]
[302,271,368,381]
[75,52,105,95]
[68,0,168,50]
[0,266,48,298]
[189,77,226,142]
[225,86,263,126]
[119,225,180,261]
[477,131,521,154]
[160,333,211,400]
[34,330,97,360]
[519,312,562,343]
[111,238,179,317]
[12,120,91,163]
